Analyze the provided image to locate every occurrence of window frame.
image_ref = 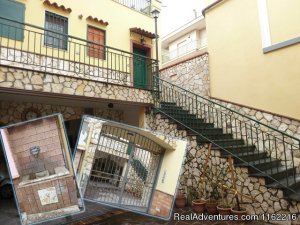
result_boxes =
[87,25,106,60]
[44,11,68,50]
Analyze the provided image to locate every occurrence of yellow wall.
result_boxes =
[267,0,300,44]
[155,140,187,195]
[205,0,300,119]
[12,0,160,63]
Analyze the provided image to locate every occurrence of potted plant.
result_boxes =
[217,166,231,215]
[205,170,219,215]
[217,185,231,215]
[175,189,186,208]
[231,194,247,220]
[192,178,206,213]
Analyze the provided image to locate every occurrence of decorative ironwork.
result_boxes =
[85,125,163,211]
[0,16,157,90]
[155,77,300,198]
[113,0,152,15]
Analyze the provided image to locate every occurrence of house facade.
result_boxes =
[0,0,161,148]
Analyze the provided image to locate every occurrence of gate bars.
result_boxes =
[84,125,163,212]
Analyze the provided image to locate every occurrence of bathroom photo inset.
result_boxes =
[0,114,84,225]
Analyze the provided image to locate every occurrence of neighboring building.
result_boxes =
[204,0,300,121]
[161,16,207,69]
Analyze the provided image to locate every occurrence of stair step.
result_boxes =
[236,158,281,173]
[160,102,177,106]
[266,176,300,190]
[211,139,245,148]
[176,122,215,129]
[251,166,297,185]
[286,189,300,201]
[196,133,233,142]
[221,151,268,163]
[212,145,256,154]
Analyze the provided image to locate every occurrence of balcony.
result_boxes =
[0,17,157,91]
[162,40,207,64]
[112,0,152,16]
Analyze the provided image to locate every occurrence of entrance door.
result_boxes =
[84,125,162,212]
[133,47,147,89]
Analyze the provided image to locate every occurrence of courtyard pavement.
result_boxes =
[70,207,273,225]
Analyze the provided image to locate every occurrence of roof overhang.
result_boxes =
[130,27,157,39]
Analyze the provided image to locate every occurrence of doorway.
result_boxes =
[84,125,163,212]
[133,47,148,89]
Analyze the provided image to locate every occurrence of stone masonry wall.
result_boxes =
[0,66,154,105]
[160,53,210,97]
[0,100,124,125]
[145,112,300,224]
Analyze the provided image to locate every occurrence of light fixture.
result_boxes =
[151,9,160,19]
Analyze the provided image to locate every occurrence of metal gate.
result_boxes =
[85,125,163,212]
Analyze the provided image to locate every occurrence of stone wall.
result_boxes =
[0,66,154,105]
[144,112,300,224]
[0,100,124,125]
[1,47,131,86]
[160,53,210,97]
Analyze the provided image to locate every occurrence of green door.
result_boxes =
[133,48,147,89]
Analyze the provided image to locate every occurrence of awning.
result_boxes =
[43,0,72,13]
[86,16,109,26]
[130,27,157,39]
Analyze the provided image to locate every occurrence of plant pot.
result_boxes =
[192,199,206,213]
[231,207,247,220]
[217,205,231,215]
[206,199,218,214]
[175,193,186,208]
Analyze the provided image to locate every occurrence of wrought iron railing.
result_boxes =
[162,39,207,64]
[113,0,152,15]
[155,77,300,197]
[0,17,157,90]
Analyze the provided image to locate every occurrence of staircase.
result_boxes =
[153,78,300,202]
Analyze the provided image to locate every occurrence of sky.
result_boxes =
[160,0,206,37]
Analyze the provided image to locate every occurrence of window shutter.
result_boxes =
[0,0,25,41]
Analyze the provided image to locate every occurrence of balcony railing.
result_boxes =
[0,17,157,90]
[112,0,152,15]
[162,40,207,64]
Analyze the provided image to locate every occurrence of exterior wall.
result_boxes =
[7,117,64,176]
[266,0,300,44]
[0,66,154,105]
[205,0,300,119]
[148,190,173,218]
[0,101,125,125]
[160,53,210,97]
[145,111,300,224]
[16,0,160,56]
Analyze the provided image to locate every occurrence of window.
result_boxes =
[44,11,68,50]
[87,26,105,59]
[0,1,25,41]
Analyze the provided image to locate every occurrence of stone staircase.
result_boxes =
[156,102,300,202]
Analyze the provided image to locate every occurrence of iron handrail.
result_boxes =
[154,75,300,195]
[0,16,154,60]
[156,76,300,143]
[155,107,300,197]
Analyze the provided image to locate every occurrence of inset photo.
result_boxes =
[74,115,187,220]
[0,114,84,225]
